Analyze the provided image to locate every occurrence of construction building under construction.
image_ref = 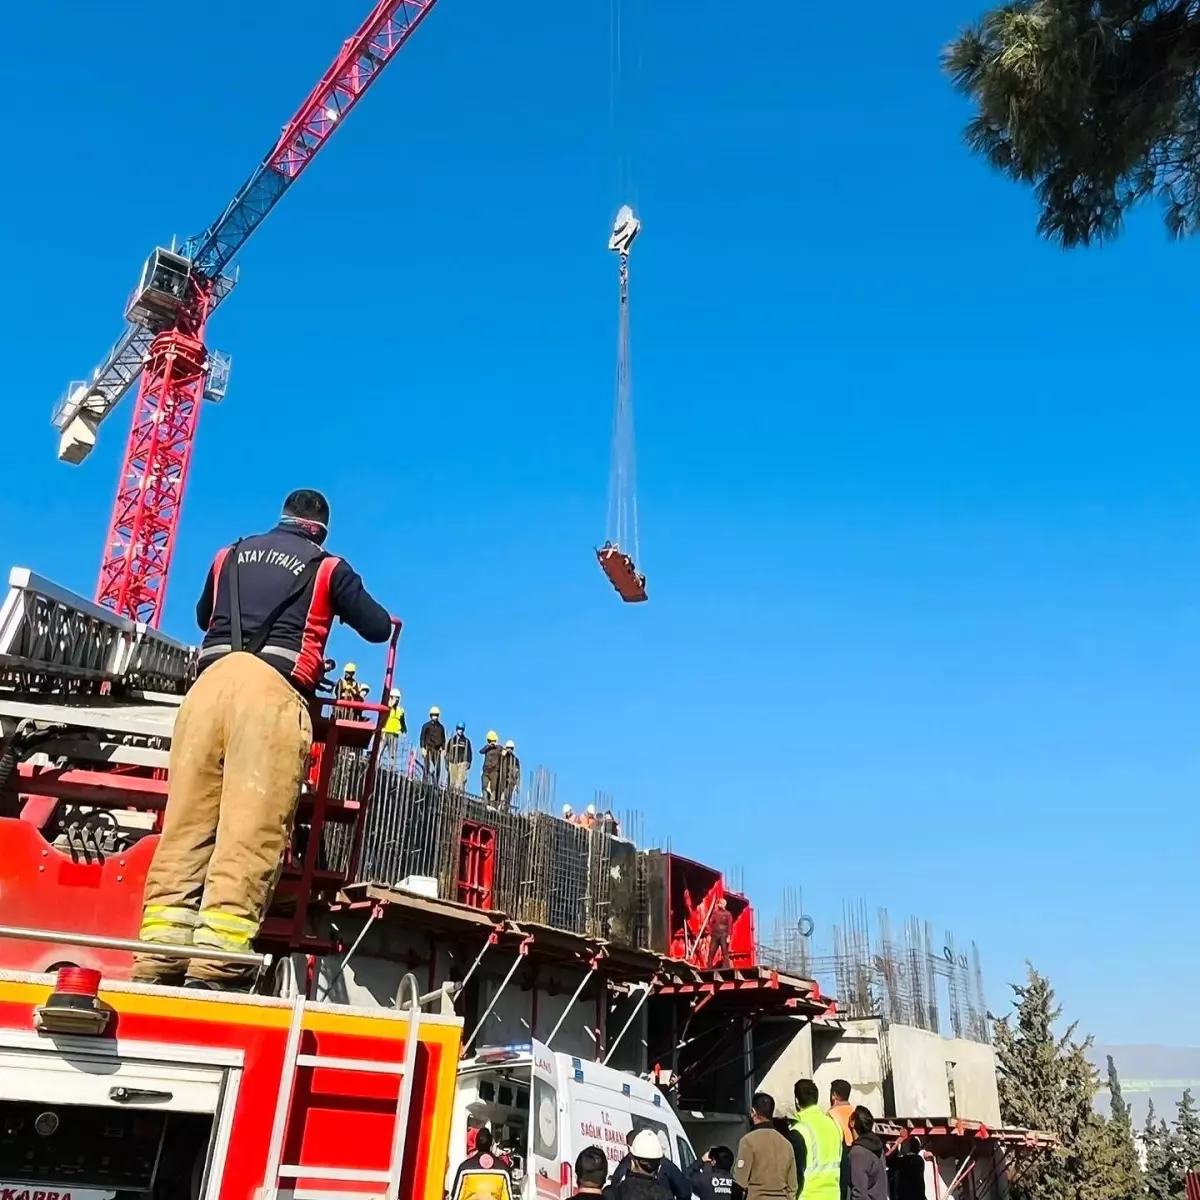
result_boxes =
[302,739,1044,1198]
[0,558,1052,1200]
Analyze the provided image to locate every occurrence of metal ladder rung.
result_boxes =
[295,1054,407,1075]
[262,977,424,1200]
[279,1167,391,1182]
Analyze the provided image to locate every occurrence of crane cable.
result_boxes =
[606,244,638,558]
[604,0,641,562]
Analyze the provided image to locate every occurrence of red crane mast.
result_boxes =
[51,0,441,627]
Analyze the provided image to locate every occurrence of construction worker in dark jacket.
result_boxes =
[708,897,734,968]
[420,705,446,784]
[133,489,391,990]
[498,740,521,807]
[479,731,502,802]
[845,1107,888,1200]
[447,724,473,791]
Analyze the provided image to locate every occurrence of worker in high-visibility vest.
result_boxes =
[790,1080,844,1200]
[382,688,406,755]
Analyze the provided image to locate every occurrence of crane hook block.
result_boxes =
[597,543,647,603]
[608,205,641,256]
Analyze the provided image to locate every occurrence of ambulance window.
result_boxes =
[532,1076,559,1160]
[677,1138,696,1170]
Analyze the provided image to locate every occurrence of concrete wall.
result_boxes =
[750,1017,1001,1126]
[755,1018,813,1110]
[812,1019,886,1115]
[885,1024,1001,1125]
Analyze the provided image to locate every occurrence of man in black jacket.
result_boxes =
[608,1131,678,1200]
[845,1107,888,1200]
[420,705,446,784]
[133,489,391,989]
[687,1147,744,1200]
[447,723,473,792]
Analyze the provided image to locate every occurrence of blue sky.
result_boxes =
[3,0,1198,1047]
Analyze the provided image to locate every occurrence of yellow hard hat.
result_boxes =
[430,705,441,716]
[344,663,357,674]
[486,731,498,743]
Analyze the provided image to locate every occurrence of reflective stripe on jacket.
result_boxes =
[791,1107,843,1200]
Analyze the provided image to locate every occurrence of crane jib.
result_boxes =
[58,0,441,434]
[187,0,439,279]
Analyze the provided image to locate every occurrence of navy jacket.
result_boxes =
[196,522,390,693]
[610,1156,693,1200]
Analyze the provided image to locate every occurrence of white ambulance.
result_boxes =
[451,1040,697,1200]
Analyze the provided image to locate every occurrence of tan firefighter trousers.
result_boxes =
[132,652,313,984]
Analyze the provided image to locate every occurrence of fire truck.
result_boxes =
[0,567,462,1200]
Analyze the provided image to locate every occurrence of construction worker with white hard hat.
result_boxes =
[609,1129,689,1200]
[480,731,502,803]
[132,488,391,990]
[382,687,406,756]
[420,705,446,786]
[498,739,521,809]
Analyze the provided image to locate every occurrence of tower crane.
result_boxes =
[52,0,441,627]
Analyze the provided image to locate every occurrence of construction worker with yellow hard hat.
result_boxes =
[480,731,503,804]
[333,660,368,720]
[420,704,446,786]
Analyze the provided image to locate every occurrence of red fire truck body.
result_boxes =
[0,567,464,1200]
[0,971,462,1200]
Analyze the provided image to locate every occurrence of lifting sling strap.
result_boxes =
[224,539,327,657]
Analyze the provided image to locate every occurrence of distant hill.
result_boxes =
[1090,1045,1200,1126]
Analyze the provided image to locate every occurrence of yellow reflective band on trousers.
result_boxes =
[792,1108,843,1200]
[195,909,258,952]
[139,905,198,945]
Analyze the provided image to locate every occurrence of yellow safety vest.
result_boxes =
[383,706,405,735]
[791,1106,843,1200]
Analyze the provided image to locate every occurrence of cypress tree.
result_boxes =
[1144,1100,1175,1200]
[994,968,1142,1200]
[1170,1090,1200,1195]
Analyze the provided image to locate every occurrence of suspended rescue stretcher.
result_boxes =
[598,204,648,603]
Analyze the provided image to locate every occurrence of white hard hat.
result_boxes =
[389,688,400,698]
[505,739,515,749]
[563,804,573,815]
[587,804,597,815]
[630,1130,664,1161]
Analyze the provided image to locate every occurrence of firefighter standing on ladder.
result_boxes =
[133,489,392,990]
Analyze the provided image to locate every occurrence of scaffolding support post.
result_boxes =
[602,982,650,1065]
[318,901,384,1000]
[544,949,603,1050]
[454,924,504,1010]
[463,934,533,1053]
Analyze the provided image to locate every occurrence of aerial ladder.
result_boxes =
[52,0,441,629]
